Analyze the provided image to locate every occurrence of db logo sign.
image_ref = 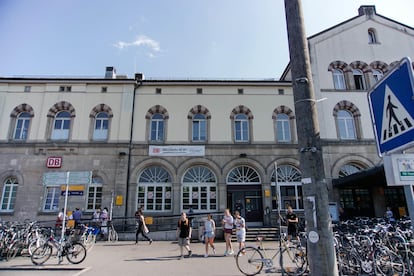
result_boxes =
[46,157,62,168]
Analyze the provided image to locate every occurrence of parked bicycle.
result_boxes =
[235,233,307,276]
[31,228,87,265]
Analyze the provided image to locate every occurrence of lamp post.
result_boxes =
[284,1,337,275]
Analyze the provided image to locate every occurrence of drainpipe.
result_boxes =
[124,74,143,219]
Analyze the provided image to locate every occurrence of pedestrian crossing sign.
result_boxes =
[368,57,414,156]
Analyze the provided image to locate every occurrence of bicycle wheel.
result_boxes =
[283,245,308,276]
[65,242,87,264]
[336,248,361,276]
[84,233,96,251]
[235,246,264,276]
[108,228,119,242]
[28,237,47,256]
[6,241,23,261]
[375,247,405,276]
[31,244,52,265]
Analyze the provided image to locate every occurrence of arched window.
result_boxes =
[368,28,378,44]
[339,163,364,178]
[333,69,346,90]
[1,177,18,211]
[51,111,71,140]
[271,165,303,210]
[150,114,164,142]
[352,69,366,90]
[372,69,383,82]
[87,176,103,211]
[182,166,217,211]
[93,112,109,141]
[337,110,357,139]
[13,112,31,140]
[137,166,172,211]
[227,165,261,184]
[234,114,249,142]
[276,113,291,142]
[192,113,207,142]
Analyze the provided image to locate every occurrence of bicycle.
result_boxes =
[30,228,87,265]
[235,234,307,276]
[107,221,119,242]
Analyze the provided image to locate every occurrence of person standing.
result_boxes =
[72,208,82,228]
[203,214,216,257]
[222,208,234,256]
[176,212,192,259]
[234,210,246,253]
[384,206,395,224]
[135,209,153,244]
[100,207,109,238]
[286,206,299,243]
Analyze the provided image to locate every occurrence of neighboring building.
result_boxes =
[0,6,413,225]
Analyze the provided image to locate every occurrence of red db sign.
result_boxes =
[46,157,62,168]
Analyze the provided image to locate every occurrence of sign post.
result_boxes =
[368,57,414,227]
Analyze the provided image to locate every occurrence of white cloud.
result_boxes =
[113,35,161,53]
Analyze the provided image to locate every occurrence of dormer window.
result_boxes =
[368,28,378,44]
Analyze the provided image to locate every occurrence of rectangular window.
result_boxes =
[196,88,203,94]
[137,185,172,211]
[235,121,249,142]
[87,185,102,210]
[192,120,207,141]
[1,185,17,211]
[156,88,162,94]
[24,86,31,92]
[43,186,60,211]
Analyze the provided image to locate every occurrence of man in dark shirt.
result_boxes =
[286,206,298,242]
[176,212,192,259]
[72,208,82,228]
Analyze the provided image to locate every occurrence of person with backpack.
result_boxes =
[176,212,192,259]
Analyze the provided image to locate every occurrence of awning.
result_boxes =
[332,165,385,188]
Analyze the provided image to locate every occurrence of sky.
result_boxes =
[0,0,413,80]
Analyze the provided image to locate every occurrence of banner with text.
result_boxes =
[149,145,205,156]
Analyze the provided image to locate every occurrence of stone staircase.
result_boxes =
[232,227,280,242]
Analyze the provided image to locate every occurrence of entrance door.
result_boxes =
[227,185,263,225]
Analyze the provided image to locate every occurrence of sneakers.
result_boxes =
[179,255,183,260]
[224,250,228,256]
[188,250,192,257]
[228,250,235,255]
[149,239,153,245]
[204,254,208,258]
[212,247,216,255]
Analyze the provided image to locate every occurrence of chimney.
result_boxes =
[358,5,376,16]
[135,73,145,81]
[105,66,116,79]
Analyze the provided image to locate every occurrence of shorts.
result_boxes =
[204,231,215,239]
[178,237,190,246]
[236,231,246,242]
[224,228,233,234]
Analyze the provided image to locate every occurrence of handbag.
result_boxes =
[143,224,149,234]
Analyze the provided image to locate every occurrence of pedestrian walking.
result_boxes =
[234,210,246,253]
[203,214,216,257]
[135,209,153,244]
[222,208,234,256]
[176,212,192,259]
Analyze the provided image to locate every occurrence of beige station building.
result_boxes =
[1,6,414,226]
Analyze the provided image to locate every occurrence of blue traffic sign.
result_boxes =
[368,57,414,156]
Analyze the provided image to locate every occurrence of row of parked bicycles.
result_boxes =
[334,217,413,275]
[0,220,107,265]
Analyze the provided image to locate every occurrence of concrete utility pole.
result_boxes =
[283,1,337,275]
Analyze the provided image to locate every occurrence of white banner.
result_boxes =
[149,145,205,156]
[384,153,414,185]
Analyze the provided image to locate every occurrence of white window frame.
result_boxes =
[353,69,366,90]
[182,166,217,211]
[192,113,207,142]
[271,165,303,211]
[43,185,60,212]
[13,112,31,140]
[337,110,357,140]
[51,111,71,140]
[234,114,249,142]
[1,177,18,212]
[372,69,383,82]
[333,69,346,90]
[86,177,103,211]
[137,167,172,212]
[276,113,291,142]
[149,114,164,142]
[93,112,109,141]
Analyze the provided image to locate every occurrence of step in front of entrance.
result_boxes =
[232,227,279,242]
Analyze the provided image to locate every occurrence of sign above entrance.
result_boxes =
[368,57,414,156]
[149,145,205,156]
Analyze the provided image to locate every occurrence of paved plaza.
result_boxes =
[0,240,304,276]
